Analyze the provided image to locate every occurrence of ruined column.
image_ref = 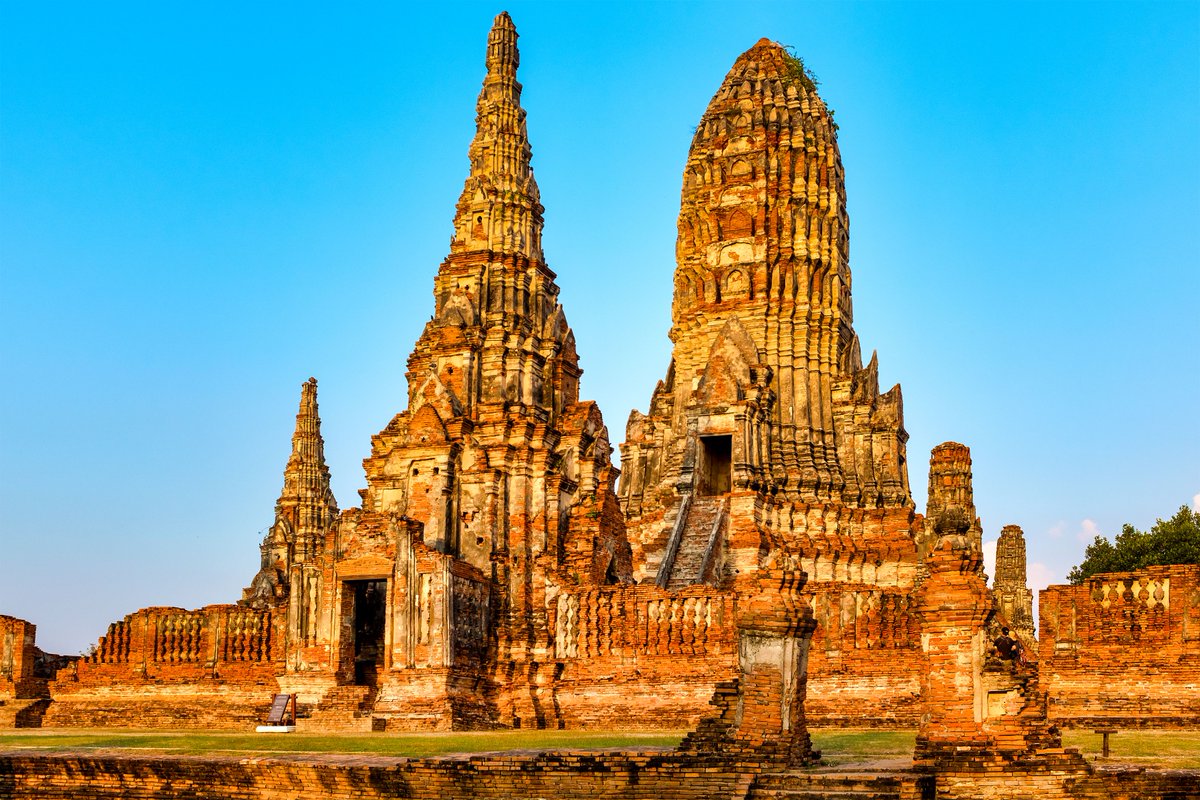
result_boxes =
[679,561,818,766]
[913,445,1088,798]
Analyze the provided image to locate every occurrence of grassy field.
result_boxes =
[1061,729,1200,769]
[2,728,1198,769]
[0,729,685,758]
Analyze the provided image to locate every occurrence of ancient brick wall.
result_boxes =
[2,753,1195,800]
[1039,564,1200,727]
[498,583,735,728]
[0,752,757,800]
[43,605,282,728]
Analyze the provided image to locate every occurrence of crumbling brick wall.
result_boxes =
[43,605,282,728]
[0,615,38,701]
[1039,564,1200,727]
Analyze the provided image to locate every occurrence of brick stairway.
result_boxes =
[300,685,379,733]
[666,495,725,590]
[747,769,929,800]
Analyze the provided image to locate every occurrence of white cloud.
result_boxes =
[982,539,997,583]
[1028,561,1057,592]
[1028,562,1059,634]
[1076,518,1101,544]
[1047,521,1066,540]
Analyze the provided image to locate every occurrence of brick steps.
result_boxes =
[666,496,724,590]
[300,685,379,733]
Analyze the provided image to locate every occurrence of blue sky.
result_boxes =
[2,1,1197,654]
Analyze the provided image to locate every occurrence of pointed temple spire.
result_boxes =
[450,11,544,260]
[993,524,1036,643]
[243,378,338,607]
[278,377,337,546]
[280,377,333,501]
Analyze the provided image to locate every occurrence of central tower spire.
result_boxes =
[450,11,543,260]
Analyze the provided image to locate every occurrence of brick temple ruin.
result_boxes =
[6,13,1198,748]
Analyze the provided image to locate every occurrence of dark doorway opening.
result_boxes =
[349,579,386,686]
[698,435,732,496]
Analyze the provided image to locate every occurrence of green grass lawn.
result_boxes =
[1061,729,1200,769]
[809,728,916,766]
[0,729,685,758]
[2,727,1198,769]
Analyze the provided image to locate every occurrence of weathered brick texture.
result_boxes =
[43,605,281,729]
[24,14,1196,739]
[617,34,924,729]
[2,752,1196,800]
[0,616,53,727]
[1039,564,1200,727]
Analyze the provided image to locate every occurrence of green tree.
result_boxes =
[1068,505,1200,584]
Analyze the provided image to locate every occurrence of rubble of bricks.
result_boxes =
[1040,563,1200,728]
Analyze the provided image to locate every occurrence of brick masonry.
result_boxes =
[7,12,1197,741]
[1,752,1196,800]
[1039,564,1200,728]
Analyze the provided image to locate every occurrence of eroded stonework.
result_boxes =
[22,13,1198,739]
[620,39,922,725]
[992,524,1035,647]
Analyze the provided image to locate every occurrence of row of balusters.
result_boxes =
[555,590,729,659]
[89,609,273,664]
[808,590,920,651]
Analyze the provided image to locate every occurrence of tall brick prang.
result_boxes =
[992,524,1035,646]
[914,445,1071,776]
[618,36,924,725]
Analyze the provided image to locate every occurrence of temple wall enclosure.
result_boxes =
[2,752,1196,800]
[1040,564,1200,728]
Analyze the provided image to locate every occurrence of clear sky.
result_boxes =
[2,1,1197,655]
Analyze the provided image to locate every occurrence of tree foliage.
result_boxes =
[1067,505,1200,584]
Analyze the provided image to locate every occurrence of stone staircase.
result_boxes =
[747,770,930,800]
[300,685,380,733]
[666,495,726,590]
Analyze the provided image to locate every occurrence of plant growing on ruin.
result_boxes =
[781,47,820,94]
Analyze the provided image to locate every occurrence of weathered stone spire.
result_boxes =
[621,39,911,569]
[993,524,1035,643]
[279,377,336,518]
[242,378,338,609]
[918,442,984,579]
[450,11,543,260]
